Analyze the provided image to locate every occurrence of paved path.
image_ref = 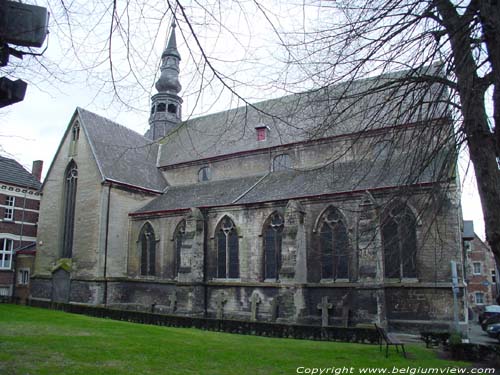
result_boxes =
[467,321,499,345]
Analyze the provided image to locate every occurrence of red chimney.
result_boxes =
[32,160,43,182]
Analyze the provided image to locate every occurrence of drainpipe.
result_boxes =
[202,208,208,317]
[12,186,29,302]
[103,184,111,306]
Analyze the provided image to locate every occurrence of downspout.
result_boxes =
[103,184,111,306]
[202,208,208,317]
[12,187,29,302]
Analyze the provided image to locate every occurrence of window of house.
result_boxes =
[0,238,13,269]
[475,292,485,305]
[4,195,14,220]
[382,202,417,279]
[173,220,186,277]
[263,212,284,280]
[473,262,482,275]
[62,162,78,258]
[139,223,156,276]
[18,268,30,285]
[272,154,291,172]
[256,127,267,141]
[216,216,239,279]
[318,207,350,280]
[492,269,496,283]
[198,166,211,182]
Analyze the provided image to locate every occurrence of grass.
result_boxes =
[0,304,467,375]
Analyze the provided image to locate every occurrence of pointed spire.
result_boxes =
[164,20,180,60]
[155,20,182,94]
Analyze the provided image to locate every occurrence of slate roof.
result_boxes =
[0,155,41,189]
[158,65,449,167]
[77,108,167,192]
[135,151,452,214]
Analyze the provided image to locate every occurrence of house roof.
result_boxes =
[158,65,449,167]
[135,151,452,215]
[0,156,41,189]
[77,108,167,192]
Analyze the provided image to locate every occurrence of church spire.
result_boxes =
[155,21,181,94]
[147,20,183,141]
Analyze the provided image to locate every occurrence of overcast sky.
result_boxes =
[0,0,486,239]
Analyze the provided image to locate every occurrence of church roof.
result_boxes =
[158,65,448,167]
[0,155,41,189]
[135,152,452,214]
[77,108,167,192]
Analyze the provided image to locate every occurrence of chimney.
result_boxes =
[32,160,43,182]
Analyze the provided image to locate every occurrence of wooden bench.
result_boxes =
[374,324,406,358]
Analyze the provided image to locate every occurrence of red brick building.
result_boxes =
[464,220,499,320]
[0,156,42,301]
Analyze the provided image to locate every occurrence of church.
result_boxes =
[31,22,466,331]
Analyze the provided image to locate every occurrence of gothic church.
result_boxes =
[32,23,466,331]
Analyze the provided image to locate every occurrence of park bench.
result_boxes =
[374,324,406,358]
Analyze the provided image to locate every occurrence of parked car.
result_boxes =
[478,305,500,325]
[481,314,500,330]
[486,322,500,342]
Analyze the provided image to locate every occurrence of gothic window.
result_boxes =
[382,203,417,279]
[263,212,284,280]
[318,207,350,280]
[0,238,13,269]
[139,223,156,276]
[198,166,211,182]
[157,103,166,112]
[71,122,80,141]
[273,154,291,171]
[216,216,239,278]
[173,220,186,277]
[168,103,177,114]
[62,161,78,258]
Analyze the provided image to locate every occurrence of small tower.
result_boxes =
[146,21,183,140]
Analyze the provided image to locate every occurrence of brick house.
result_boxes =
[464,220,499,320]
[0,156,42,301]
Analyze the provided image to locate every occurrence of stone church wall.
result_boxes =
[117,182,464,329]
[34,119,103,279]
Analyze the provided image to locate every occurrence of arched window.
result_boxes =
[62,161,78,258]
[263,212,284,280]
[318,207,350,280]
[168,103,177,114]
[173,220,186,277]
[71,122,80,141]
[198,166,211,182]
[216,216,239,278]
[382,203,417,279]
[139,223,156,276]
[157,103,166,112]
[273,154,291,171]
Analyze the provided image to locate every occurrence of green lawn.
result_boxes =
[0,304,466,375]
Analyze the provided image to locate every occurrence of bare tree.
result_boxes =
[6,0,498,259]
